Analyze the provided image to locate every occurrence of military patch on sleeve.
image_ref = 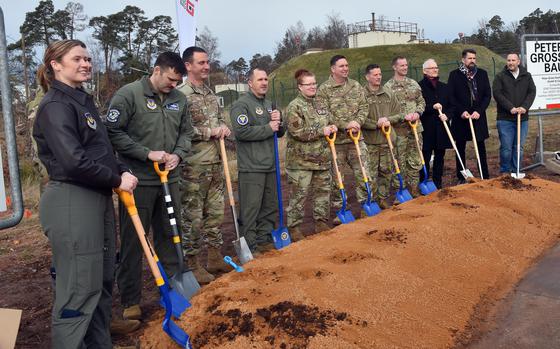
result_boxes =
[165,103,179,111]
[106,109,120,123]
[236,114,249,126]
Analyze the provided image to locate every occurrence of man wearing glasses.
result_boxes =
[418,59,452,189]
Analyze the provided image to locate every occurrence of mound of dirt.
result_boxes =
[140,176,560,348]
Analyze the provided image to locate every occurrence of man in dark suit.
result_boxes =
[418,59,453,189]
[448,48,491,181]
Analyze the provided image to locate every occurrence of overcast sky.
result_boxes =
[1,0,557,65]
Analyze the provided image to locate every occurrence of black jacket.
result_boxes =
[492,65,536,122]
[447,68,491,142]
[33,80,128,193]
[418,77,452,150]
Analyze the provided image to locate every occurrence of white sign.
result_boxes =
[175,0,199,56]
[526,40,560,110]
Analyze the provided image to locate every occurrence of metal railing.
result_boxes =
[0,6,24,229]
[347,18,418,35]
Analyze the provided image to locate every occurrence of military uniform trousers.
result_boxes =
[331,142,369,210]
[367,143,393,202]
[39,181,115,349]
[117,183,180,307]
[238,171,277,251]
[286,168,331,228]
[181,163,225,256]
[395,131,423,190]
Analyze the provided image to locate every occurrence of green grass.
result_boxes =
[269,44,506,107]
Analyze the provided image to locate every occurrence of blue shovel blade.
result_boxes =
[336,209,355,224]
[272,227,291,249]
[163,313,192,348]
[159,289,191,319]
[362,201,381,216]
[396,189,413,203]
[419,179,438,195]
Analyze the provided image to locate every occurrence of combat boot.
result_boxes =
[122,304,142,321]
[315,221,330,233]
[186,255,215,284]
[409,186,421,198]
[332,216,342,226]
[378,199,391,210]
[110,318,141,335]
[206,247,230,274]
[290,225,305,242]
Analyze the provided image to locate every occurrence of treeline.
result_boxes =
[5,2,560,112]
[454,9,560,54]
[8,1,177,108]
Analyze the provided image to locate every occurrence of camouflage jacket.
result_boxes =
[285,93,332,170]
[317,76,368,144]
[177,81,224,166]
[384,76,425,135]
[362,85,399,145]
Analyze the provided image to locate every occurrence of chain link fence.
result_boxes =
[268,58,498,108]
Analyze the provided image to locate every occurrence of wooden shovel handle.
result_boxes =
[116,190,164,286]
[326,133,344,189]
[219,138,236,207]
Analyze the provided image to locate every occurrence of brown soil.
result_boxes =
[138,175,560,349]
[4,151,560,348]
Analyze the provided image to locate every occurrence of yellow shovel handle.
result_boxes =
[153,162,169,183]
[347,128,361,143]
[407,119,418,129]
[115,189,164,286]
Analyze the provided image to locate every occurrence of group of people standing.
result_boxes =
[33,37,535,348]
[279,48,535,239]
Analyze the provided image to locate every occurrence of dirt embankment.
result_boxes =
[139,176,560,349]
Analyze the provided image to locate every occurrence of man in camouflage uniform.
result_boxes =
[285,69,337,238]
[317,55,370,222]
[384,56,426,198]
[178,47,230,284]
[362,64,402,208]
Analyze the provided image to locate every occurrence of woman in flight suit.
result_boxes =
[33,39,138,349]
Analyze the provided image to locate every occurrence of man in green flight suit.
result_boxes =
[362,64,402,208]
[105,52,194,321]
[317,55,370,223]
[230,67,286,254]
[384,56,426,198]
[178,46,230,284]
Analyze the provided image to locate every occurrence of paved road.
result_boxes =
[469,243,560,349]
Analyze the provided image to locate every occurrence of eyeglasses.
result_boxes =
[299,82,318,86]
[426,67,439,70]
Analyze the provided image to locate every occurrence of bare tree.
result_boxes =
[323,12,347,49]
[63,2,88,39]
[197,26,221,63]
[274,21,306,65]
